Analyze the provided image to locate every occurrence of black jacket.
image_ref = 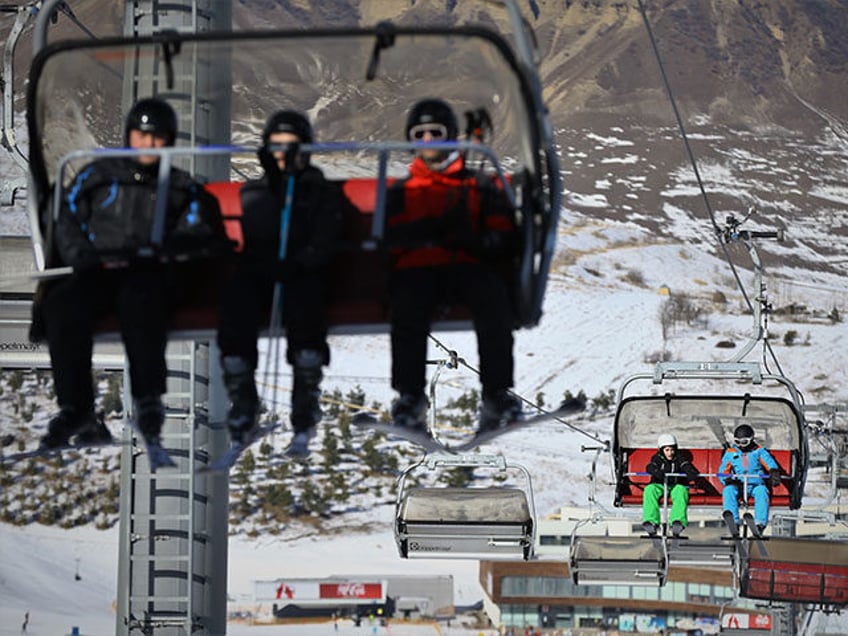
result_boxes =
[55,157,226,267]
[646,449,700,487]
[238,165,343,274]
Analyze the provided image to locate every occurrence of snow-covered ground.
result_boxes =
[1,60,846,636]
[2,228,847,634]
[0,523,491,636]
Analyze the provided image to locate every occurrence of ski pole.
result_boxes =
[265,173,296,423]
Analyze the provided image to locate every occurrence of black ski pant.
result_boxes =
[389,263,515,397]
[43,266,169,413]
[217,265,331,370]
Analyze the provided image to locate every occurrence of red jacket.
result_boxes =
[386,153,514,269]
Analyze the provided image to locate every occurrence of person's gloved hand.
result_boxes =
[440,206,472,249]
[769,468,782,487]
[724,478,743,491]
[685,466,700,484]
[478,229,516,260]
[647,466,663,481]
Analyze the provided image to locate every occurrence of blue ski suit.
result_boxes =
[719,443,779,526]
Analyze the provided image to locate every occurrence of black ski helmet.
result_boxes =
[405,98,458,141]
[733,424,755,450]
[124,97,177,146]
[261,110,313,145]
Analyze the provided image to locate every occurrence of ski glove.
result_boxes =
[769,468,782,487]
[646,465,664,481]
[684,464,700,484]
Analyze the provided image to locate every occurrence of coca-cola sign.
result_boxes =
[319,583,383,599]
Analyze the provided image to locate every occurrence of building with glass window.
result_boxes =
[475,507,776,634]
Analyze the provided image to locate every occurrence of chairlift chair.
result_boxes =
[613,361,808,513]
[394,452,536,560]
[739,536,848,607]
[569,532,668,587]
[21,0,561,337]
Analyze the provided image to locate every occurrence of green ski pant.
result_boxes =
[642,483,689,527]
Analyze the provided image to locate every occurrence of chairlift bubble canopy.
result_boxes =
[25,2,561,331]
[613,362,808,510]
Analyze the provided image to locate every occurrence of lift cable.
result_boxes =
[427,333,605,445]
[636,0,752,309]
[637,0,793,377]
[55,2,98,40]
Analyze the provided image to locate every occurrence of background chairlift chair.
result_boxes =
[609,361,807,577]
[394,453,536,561]
[613,361,807,513]
[568,520,668,587]
[740,536,848,607]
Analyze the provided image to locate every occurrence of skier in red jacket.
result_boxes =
[385,98,521,436]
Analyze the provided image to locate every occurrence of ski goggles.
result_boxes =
[734,436,753,447]
[409,123,448,141]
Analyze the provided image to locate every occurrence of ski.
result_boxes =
[352,399,586,454]
[742,512,761,537]
[452,398,586,452]
[197,423,280,474]
[722,510,750,558]
[742,512,770,557]
[2,427,176,471]
[351,413,450,453]
[0,439,124,464]
[722,510,740,538]
[143,438,177,471]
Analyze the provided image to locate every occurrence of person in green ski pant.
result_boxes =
[642,433,700,537]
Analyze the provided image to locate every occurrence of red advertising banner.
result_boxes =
[319,583,383,600]
[722,613,772,630]
[751,614,773,630]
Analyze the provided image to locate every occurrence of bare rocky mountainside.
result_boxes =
[11,1,844,134]
[231,1,848,272]
[2,1,846,270]
[231,0,848,135]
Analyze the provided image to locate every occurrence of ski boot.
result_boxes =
[390,392,428,431]
[477,390,523,434]
[642,521,659,537]
[134,395,175,469]
[39,407,97,450]
[76,411,114,445]
[222,355,260,445]
[286,349,324,458]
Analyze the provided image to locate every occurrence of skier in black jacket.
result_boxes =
[217,110,343,457]
[642,433,700,537]
[38,97,227,459]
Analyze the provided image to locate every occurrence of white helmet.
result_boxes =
[658,433,678,449]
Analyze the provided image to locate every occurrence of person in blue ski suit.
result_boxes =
[719,423,781,533]
[216,110,343,457]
